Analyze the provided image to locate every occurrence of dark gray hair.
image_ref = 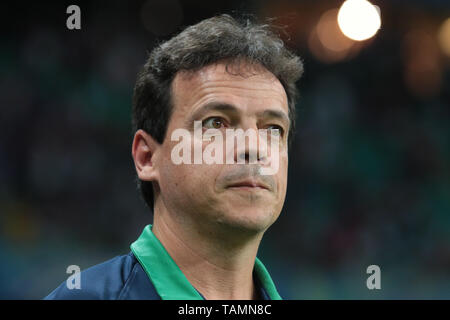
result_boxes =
[132,14,304,210]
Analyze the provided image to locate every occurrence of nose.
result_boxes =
[232,122,268,165]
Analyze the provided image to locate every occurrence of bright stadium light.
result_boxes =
[438,17,450,57]
[337,0,381,41]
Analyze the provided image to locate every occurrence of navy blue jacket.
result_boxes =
[45,225,280,300]
[45,252,272,300]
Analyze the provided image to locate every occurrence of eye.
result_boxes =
[267,124,284,136]
[203,117,226,129]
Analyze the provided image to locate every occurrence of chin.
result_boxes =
[216,205,278,234]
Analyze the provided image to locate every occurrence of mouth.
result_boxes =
[227,179,270,191]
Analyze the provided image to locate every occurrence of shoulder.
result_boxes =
[44,252,150,300]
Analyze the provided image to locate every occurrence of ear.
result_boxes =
[132,129,161,183]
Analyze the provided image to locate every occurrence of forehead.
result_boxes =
[171,61,288,115]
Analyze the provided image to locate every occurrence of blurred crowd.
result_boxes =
[0,0,449,298]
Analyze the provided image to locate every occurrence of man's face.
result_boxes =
[155,61,289,234]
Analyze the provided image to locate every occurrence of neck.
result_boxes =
[152,205,264,300]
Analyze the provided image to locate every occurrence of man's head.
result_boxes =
[132,14,303,234]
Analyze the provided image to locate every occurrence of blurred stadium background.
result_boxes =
[0,0,449,299]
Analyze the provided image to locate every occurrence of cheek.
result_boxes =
[159,163,197,211]
[159,136,222,193]
[277,154,289,197]
[159,157,221,203]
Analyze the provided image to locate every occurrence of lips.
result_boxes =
[227,179,269,190]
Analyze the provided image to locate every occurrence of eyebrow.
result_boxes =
[188,102,239,123]
[188,101,290,128]
[257,109,290,129]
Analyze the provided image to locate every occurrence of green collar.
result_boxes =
[130,224,282,300]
